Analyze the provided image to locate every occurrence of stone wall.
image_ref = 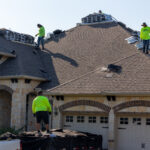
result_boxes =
[0,79,40,129]
[0,90,11,128]
[27,94,36,131]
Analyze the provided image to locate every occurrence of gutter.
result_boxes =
[44,91,150,97]
[0,75,47,81]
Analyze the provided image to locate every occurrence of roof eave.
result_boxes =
[0,52,16,57]
[0,75,47,81]
[44,91,150,96]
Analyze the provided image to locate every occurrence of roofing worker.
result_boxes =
[32,91,52,134]
[140,22,150,54]
[35,24,45,50]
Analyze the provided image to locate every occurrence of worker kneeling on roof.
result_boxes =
[32,91,52,134]
[140,22,150,54]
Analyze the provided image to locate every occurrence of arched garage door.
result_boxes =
[116,114,150,150]
[63,114,108,149]
[114,101,150,150]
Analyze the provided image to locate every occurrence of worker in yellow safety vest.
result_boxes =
[140,22,150,54]
[32,91,52,134]
[35,24,45,50]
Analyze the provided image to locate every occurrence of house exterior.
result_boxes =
[0,12,150,150]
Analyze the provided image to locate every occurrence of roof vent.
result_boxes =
[108,64,122,73]
[10,50,16,55]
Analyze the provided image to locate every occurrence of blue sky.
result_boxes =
[0,0,150,36]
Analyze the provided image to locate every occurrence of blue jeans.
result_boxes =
[37,36,44,49]
[143,40,149,53]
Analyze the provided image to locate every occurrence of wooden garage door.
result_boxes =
[63,115,108,149]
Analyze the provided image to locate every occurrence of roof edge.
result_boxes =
[77,20,117,26]
[0,75,46,81]
[0,52,16,57]
[44,91,150,96]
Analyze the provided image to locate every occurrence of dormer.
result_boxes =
[0,28,34,45]
[81,10,113,25]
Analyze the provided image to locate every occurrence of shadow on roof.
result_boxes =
[44,49,78,67]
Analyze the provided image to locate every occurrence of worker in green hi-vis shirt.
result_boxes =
[140,22,150,54]
[32,91,52,134]
[35,24,45,50]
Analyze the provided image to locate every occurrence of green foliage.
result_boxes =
[0,127,24,136]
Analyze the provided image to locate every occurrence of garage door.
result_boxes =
[63,115,108,149]
[116,116,150,150]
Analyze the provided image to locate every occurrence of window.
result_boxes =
[89,116,96,123]
[77,116,84,123]
[66,116,73,122]
[11,78,18,83]
[146,118,150,125]
[133,118,141,125]
[106,96,116,101]
[25,79,31,84]
[120,118,128,124]
[100,117,108,124]
[56,95,64,101]
[88,17,91,23]
[56,96,64,100]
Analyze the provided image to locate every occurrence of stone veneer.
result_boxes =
[0,79,40,129]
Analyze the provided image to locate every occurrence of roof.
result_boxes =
[0,45,16,57]
[2,20,150,95]
[0,36,49,80]
[39,21,149,94]
[47,52,150,95]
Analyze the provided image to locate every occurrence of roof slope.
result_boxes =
[40,21,141,91]
[47,52,150,95]
[0,36,48,80]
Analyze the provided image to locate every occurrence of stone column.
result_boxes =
[11,89,27,129]
[52,98,64,129]
[108,109,116,150]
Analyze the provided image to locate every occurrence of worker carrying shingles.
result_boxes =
[140,22,150,54]
[32,91,52,135]
[35,24,45,50]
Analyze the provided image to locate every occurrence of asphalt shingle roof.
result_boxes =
[40,21,145,94]
[2,21,150,95]
[0,36,48,80]
[47,52,150,94]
